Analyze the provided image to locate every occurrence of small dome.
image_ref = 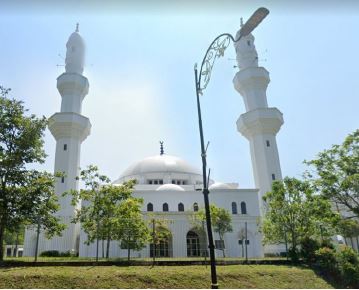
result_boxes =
[156,184,185,191]
[209,182,232,190]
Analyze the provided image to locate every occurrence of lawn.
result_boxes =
[0,265,334,288]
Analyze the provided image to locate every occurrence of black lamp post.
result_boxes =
[193,7,269,289]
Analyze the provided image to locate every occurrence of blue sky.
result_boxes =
[0,1,358,188]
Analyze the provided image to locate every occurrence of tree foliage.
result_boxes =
[0,87,63,260]
[306,129,359,217]
[148,215,171,263]
[262,177,339,259]
[115,198,150,261]
[195,204,233,257]
[69,165,143,259]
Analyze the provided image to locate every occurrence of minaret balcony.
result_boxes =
[48,112,91,142]
[237,108,283,139]
[57,73,89,99]
[233,67,270,96]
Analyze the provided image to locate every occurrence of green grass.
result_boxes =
[4,256,287,262]
[0,265,334,288]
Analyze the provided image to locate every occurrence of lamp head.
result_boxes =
[239,7,269,38]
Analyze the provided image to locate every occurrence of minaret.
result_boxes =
[233,20,283,212]
[46,24,91,253]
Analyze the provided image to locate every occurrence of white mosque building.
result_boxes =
[24,22,284,259]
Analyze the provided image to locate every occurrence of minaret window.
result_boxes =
[178,203,184,212]
[272,174,276,180]
[241,202,247,214]
[163,203,169,212]
[147,203,153,212]
[232,202,238,214]
[247,40,251,46]
[64,144,67,151]
[266,140,270,147]
[193,203,199,212]
[61,177,65,183]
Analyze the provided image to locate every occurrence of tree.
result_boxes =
[25,171,66,261]
[195,204,233,257]
[262,177,339,261]
[337,218,359,251]
[147,215,171,265]
[0,86,55,260]
[69,165,135,260]
[306,129,359,218]
[115,198,150,262]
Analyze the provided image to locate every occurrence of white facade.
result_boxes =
[80,154,263,258]
[25,24,285,258]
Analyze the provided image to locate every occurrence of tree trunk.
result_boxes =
[356,236,359,253]
[127,236,131,262]
[0,222,5,261]
[106,233,110,259]
[34,222,40,262]
[351,237,355,250]
[14,232,19,257]
[102,239,104,258]
[152,219,155,266]
[220,234,225,258]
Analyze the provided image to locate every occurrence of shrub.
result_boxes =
[39,250,76,257]
[264,253,279,258]
[336,246,359,287]
[288,247,299,263]
[40,250,60,257]
[315,247,337,272]
[300,237,320,264]
[321,239,334,249]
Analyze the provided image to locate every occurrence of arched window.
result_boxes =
[147,203,153,212]
[241,202,247,214]
[232,202,238,214]
[178,203,184,212]
[163,203,169,212]
[193,202,199,212]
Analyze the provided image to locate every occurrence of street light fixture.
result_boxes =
[194,7,269,289]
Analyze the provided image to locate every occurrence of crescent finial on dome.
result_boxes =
[76,23,79,33]
[159,141,164,155]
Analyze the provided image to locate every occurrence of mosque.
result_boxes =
[24,22,284,258]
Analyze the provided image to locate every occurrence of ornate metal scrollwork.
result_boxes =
[197,33,235,94]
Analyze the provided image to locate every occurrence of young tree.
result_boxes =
[25,171,66,261]
[115,198,150,262]
[195,204,233,257]
[69,165,136,260]
[337,218,359,251]
[147,215,171,265]
[306,129,359,217]
[0,86,52,260]
[262,177,339,260]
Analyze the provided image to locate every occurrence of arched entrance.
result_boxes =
[186,231,201,257]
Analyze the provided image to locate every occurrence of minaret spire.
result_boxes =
[75,23,79,33]
[159,141,164,155]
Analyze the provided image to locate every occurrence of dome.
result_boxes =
[119,154,201,179]
[209,182,232,190]
[156,184,185,191]
[67,31,84,44]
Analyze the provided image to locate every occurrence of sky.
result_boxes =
[0,0,358,188]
